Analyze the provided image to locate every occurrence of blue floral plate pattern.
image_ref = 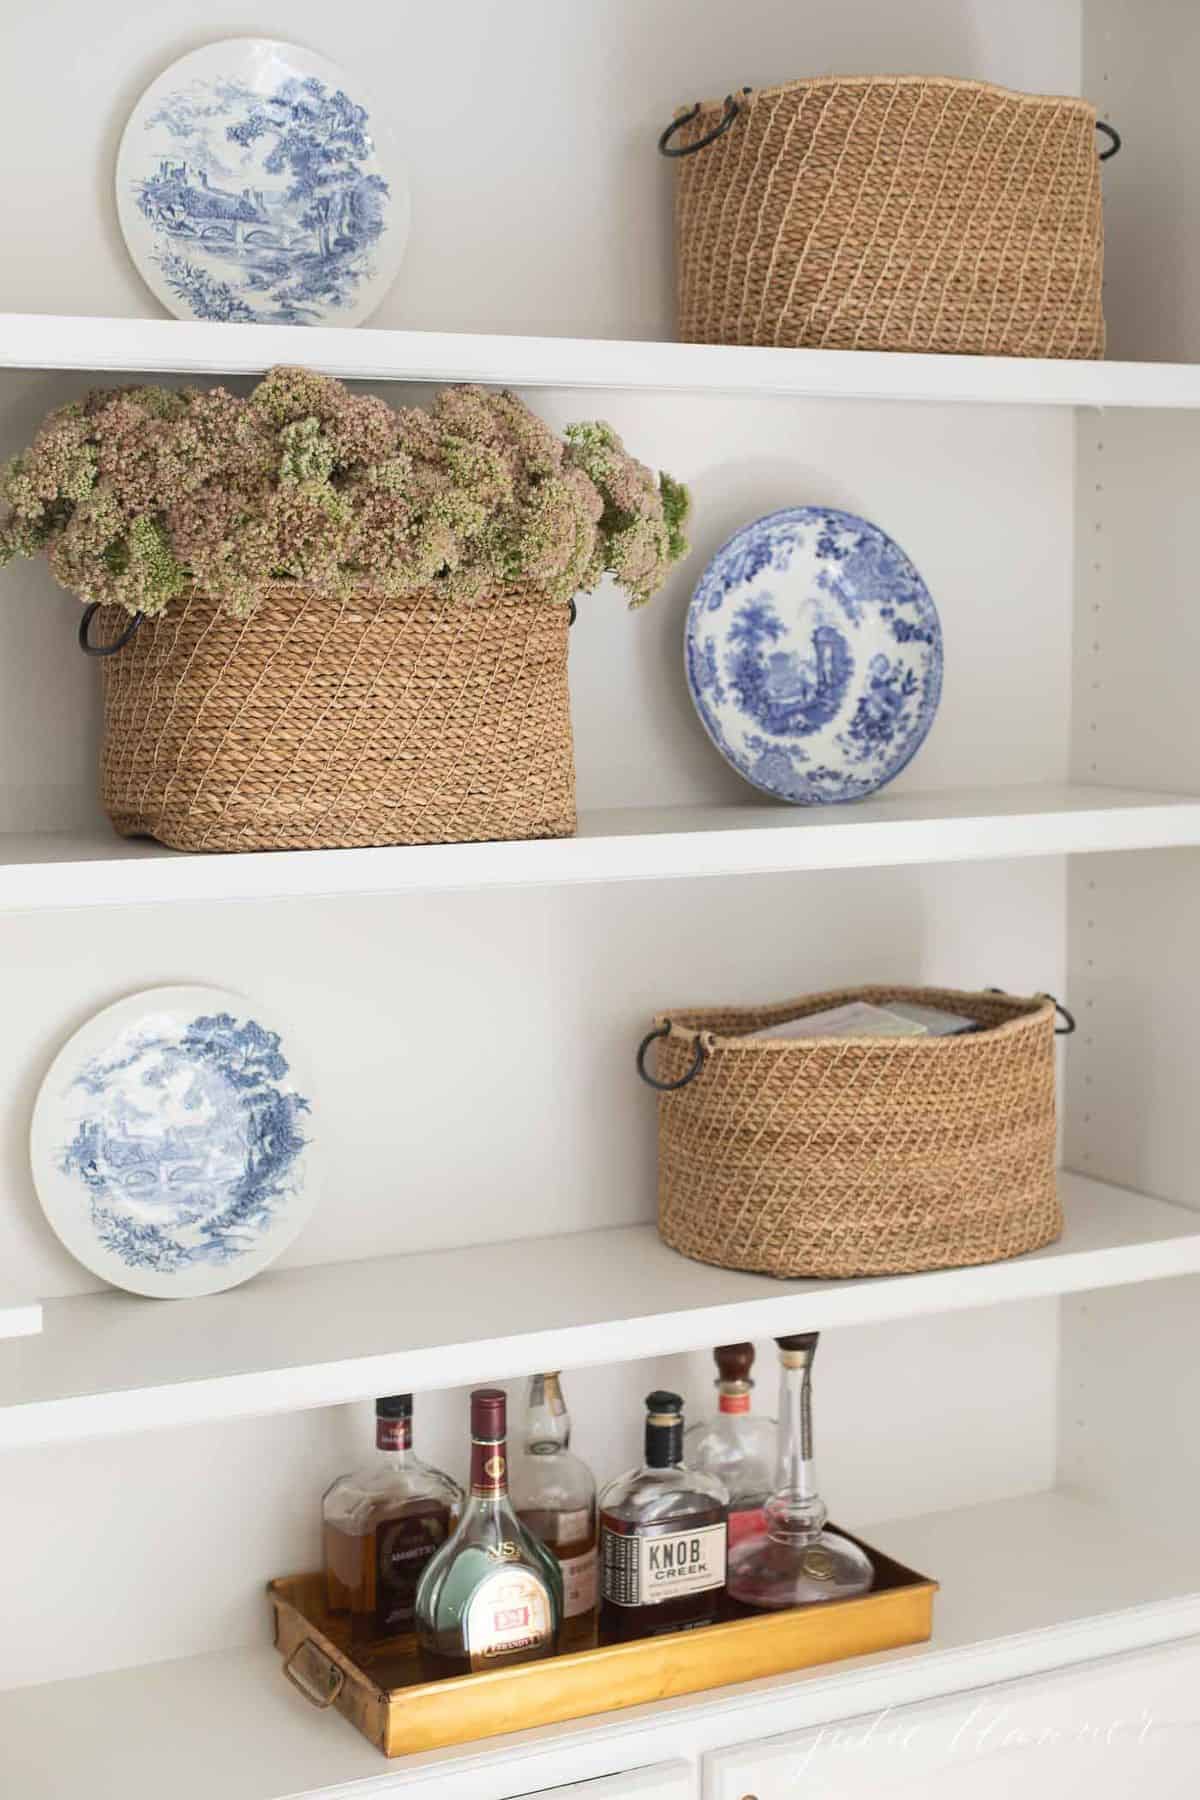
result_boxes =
[685,507,943,805]
[116,38,408,327]
[30,986,318,1298]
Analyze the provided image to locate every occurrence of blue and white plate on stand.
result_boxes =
[685,508,943,805]
[116,38,408,326]
[31,987,318,1298]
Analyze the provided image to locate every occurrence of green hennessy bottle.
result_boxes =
[415,1387,563,1676]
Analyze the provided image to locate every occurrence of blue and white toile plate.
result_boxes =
[685,508,943,805]
[31,987,317,1298]
[116,38,408,326]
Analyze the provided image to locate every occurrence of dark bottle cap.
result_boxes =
[375,1394,412,1419]
[471,1387,507,1441]
[644,1390,684,1468]
[714,1343,755,1382]
[776,1330,820,1360]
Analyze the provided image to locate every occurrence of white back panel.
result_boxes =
[0,1303,1057,1690]
[0,856,1066,1304]
[0,0,1090,1703]
[0,0,1081,334]
[1067,414,1200,1204]
[0,381,1076,830]
[1086,0,1200,364]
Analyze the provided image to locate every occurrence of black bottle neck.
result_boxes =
[644,1416,683,1469]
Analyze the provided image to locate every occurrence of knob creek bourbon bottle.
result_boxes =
[597,1390,729,1643]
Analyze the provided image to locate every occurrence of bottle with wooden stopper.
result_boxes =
[683,1343,777,1548]
[511,1372,598,1652]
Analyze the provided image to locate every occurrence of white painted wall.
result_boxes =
[0,0,1084,336]
[1086,0,1200,364]
[0,0,1092,1703]
[0,1302,1058,1690]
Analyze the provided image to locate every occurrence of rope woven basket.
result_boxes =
[666,76,1108,358]
[644,986,1062,1279]
[94,589,575,852]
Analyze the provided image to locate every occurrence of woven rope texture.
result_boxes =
[652,986,1061,1279]
[673,76,1104,358]
[97,590,575,852]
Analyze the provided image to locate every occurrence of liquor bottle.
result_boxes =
[726,1332,874,1610]
[322,1394,463,1642]
[598,1390,729,1643]
[683,1343,777,1547]
[415,1387,563,1676]
[511,1372,598,1653]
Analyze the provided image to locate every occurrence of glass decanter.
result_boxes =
[683,1342,777,1546]
[726,1332,874,1610]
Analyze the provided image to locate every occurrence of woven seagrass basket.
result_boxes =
[90,589,575,852]
[662,76,1114,359]
[641,986,1063,1279]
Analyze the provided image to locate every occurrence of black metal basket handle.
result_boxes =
[78,602,144,658]
[986,986,1076,1036]
[658,90,751,158]
[636,1022,708,1091]
[659,92,1115,162]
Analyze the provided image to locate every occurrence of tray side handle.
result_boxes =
[282,1637,346,1710]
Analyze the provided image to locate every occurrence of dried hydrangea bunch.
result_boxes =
[0,367,689,619]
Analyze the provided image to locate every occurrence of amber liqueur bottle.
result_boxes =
[511,1372,598,1652]
[322,1395,463,1642]
[598,1391,729,1643]
[415,1387,563,1677]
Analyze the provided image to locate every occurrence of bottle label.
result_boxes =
[376,1418,412,1453]
[727,1505,767,1548]
[470,1440,508,1497]
[553,1507,591,1546]
[718,1392,751,1415]
[464,1567,554,1669]
[559,1545,598,1618]
[374,1504,450,1633]
[601,1521,726,1607]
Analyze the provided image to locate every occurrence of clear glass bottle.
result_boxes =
[598,1390,729,1643]
[726,1332,874,1610]
[322,1394,463,1642]
[415,1387,563,1676]
[683,1342,777,1547]
[511,1372,598,1653]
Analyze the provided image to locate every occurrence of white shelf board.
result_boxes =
[3,785,1199,910]
[3,1173,1198,1452]
[4,1488,1198,1800]
[4,312,1200,408]
[0,1294,41,1339]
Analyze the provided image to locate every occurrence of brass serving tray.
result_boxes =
[269,1532,936,1758]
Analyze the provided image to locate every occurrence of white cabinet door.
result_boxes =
[705,1638,1200,1798]
[518,1761,695,1800]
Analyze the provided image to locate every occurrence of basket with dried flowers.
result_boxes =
[0,368,688,852]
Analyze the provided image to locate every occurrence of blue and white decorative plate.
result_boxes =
[115,39,409,326]
[31,987,318,1298]
[685,507,943,805]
